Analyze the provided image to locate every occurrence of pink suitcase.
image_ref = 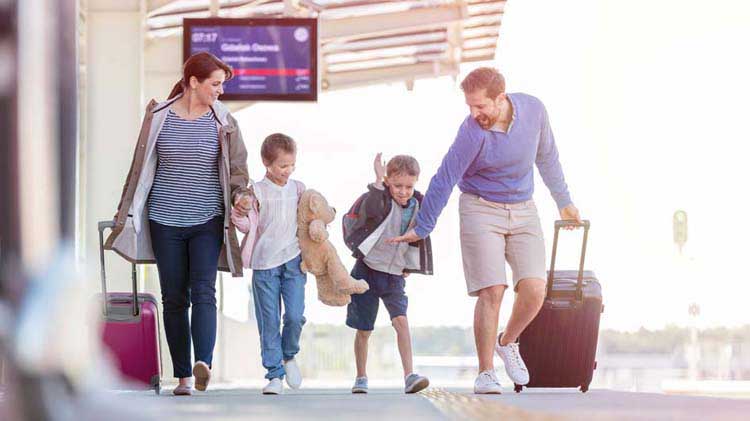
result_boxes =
[98,221,161,394]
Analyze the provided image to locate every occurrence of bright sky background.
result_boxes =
[221,0,750,331]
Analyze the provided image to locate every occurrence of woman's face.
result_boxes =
[191,69,226,106]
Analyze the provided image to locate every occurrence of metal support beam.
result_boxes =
[147,0,179,14]
[320,2,468,42]
[322,60,459,91]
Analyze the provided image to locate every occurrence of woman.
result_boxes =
[105,52,251,395]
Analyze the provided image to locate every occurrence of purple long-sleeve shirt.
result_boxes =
[414,93,572,238]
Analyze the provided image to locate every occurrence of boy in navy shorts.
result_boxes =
[343,153,434,394]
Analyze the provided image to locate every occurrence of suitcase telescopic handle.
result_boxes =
[98,220,139,317]
[547,220,590,301]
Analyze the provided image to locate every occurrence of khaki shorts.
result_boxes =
[459,193,546,296]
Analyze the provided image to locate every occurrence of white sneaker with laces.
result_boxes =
[284,358,302,389]
[474,370,503,394]
[262,378,283,395]
[495,335,530,385]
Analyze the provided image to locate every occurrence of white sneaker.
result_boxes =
[284,358,302,389]
[495,335,530,385]
[474,370,503,394]
[262,378,283,395]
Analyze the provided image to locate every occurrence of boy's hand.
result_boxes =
[402,272,410,279]
[373,152,386,188]
[387,228,421,244]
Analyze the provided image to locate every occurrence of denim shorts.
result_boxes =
[345,260,408,331]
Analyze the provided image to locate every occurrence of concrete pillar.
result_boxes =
[144,34,181,104]
[83,0,144,290]
[17,0,59,269]
[83,0,179,379]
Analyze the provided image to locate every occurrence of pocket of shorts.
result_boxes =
[459,193,485,214]
[388,276,406,292]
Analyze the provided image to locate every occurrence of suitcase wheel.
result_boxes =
[150,374,161,395]
[580,384,589,393]
[514,384,523,393]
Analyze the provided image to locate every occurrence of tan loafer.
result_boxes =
[193,361,211,392]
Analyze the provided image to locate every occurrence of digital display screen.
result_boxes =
[183,18,318,101]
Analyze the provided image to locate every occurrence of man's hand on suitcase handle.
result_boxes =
[559,204,582,230]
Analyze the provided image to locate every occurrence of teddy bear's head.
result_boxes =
[299,189,336,225]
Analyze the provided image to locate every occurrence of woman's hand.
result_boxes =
[233,193,253,216]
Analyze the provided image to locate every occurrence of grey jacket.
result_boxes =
[350,183,433,275]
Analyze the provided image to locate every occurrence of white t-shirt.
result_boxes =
[251,177,304,270]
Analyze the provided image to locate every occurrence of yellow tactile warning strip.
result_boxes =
[421,388,564,421]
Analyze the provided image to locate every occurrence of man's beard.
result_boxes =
[475,112,498,130]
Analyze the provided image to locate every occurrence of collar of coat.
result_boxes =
[151,93,232,126]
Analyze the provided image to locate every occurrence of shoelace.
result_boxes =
[507,344,528,372]
[481,371,501,386]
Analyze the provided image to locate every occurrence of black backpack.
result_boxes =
[341,192,369,254]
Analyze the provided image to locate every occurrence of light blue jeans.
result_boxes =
[251,254,307,380]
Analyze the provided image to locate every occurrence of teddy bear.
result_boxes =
[297,189,369,306]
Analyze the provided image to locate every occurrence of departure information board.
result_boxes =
[183,18,317,101]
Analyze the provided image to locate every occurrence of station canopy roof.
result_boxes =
[146,0,505,90]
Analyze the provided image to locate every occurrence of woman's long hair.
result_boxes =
[168,52,233,99]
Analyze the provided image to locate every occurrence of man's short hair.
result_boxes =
[460,67,506,99]
[261,133,296,164]
[386,155,420,178]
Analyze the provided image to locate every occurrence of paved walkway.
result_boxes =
[103,386,750,421]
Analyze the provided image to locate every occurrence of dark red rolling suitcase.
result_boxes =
[98,221,162,394]
[515,220,602,393]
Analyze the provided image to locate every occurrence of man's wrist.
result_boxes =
[413,226,428,239]
[557,201,573,212]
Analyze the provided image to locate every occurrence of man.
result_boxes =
[389,67,581,394]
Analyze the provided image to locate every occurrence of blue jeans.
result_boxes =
[149,216,223,378]
[251,254,307,380]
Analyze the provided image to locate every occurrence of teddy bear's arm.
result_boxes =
[308,219,329,243]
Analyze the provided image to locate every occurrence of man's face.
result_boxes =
[264,151,296,186]
[465,89,502,130]
[385,173,417,206]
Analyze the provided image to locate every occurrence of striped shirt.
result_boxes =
[148,109,224,227]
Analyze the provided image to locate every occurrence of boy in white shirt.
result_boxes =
[248,133,306,395]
